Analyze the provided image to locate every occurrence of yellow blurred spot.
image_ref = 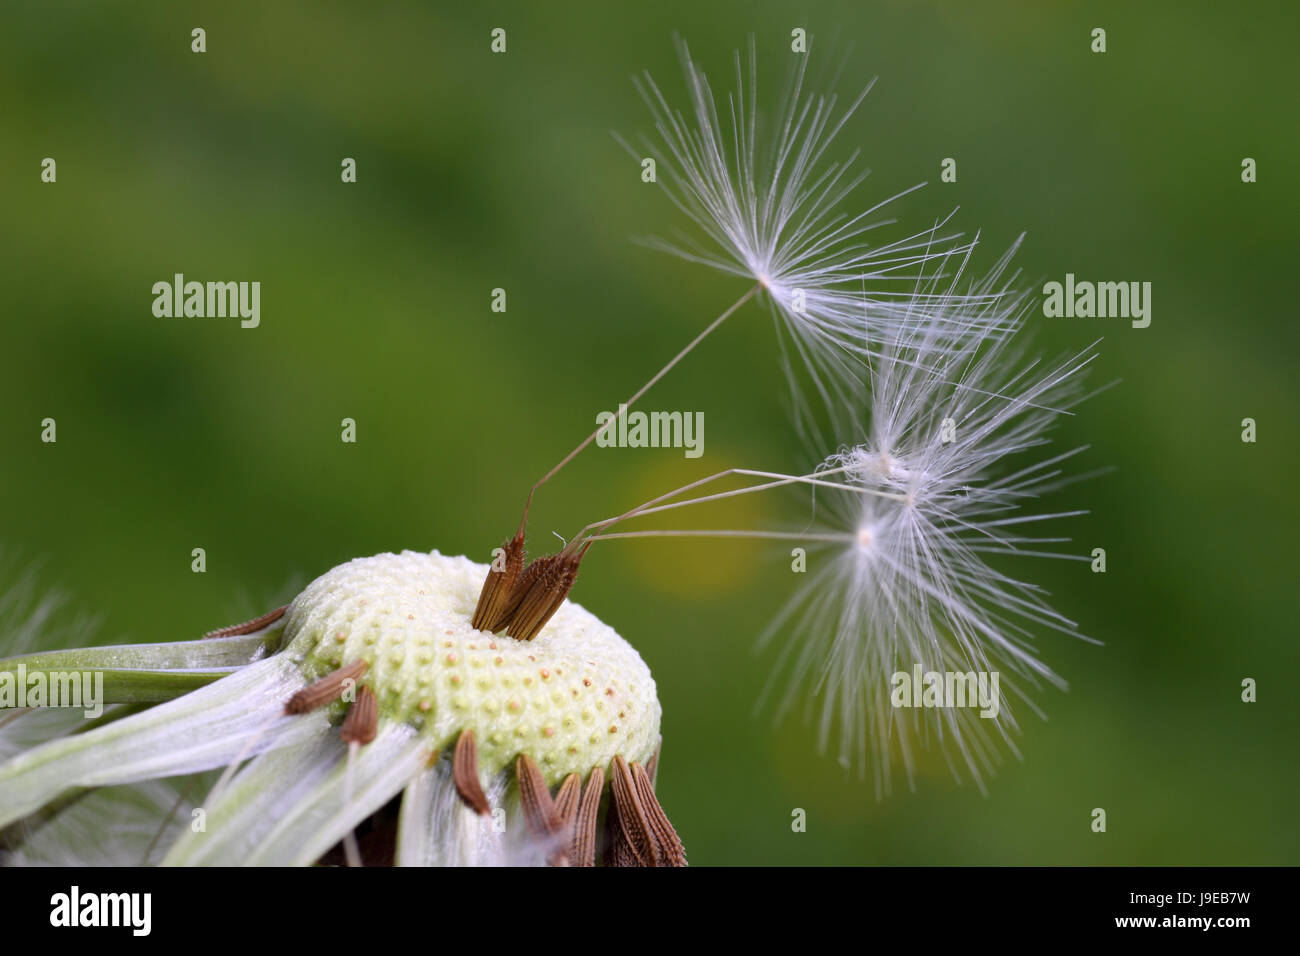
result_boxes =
[618,450,770,599]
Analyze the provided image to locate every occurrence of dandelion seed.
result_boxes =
[581,243,1101,797]
[480,38,983,602]
[756,243,1101,795]
[623,37,997,410]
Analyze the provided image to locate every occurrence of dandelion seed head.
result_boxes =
[284,551,661,784]
[1,551,684,865]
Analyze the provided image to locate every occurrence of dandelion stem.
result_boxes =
[564,464,903,555]
[585,529,854,544]
[199,714,278,811]
[519,282,762,532]
[139,772,202,865]
[343,741,362,868]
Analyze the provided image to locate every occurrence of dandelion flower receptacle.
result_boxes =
[0,551,685,867]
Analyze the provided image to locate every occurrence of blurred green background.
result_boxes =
[2,0,1296,864]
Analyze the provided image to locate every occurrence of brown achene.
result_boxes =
[470,527,590,642]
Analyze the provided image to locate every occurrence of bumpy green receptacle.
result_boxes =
[280,550,660,785]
